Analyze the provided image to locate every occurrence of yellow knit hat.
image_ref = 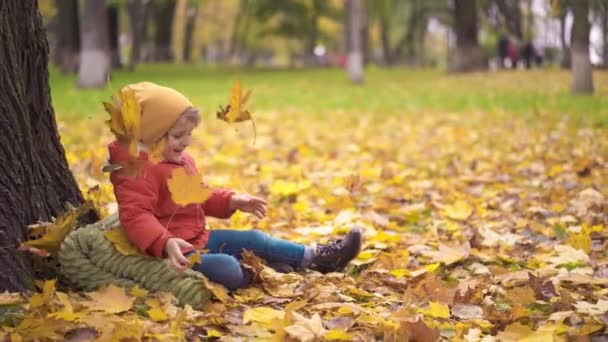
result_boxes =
[124,82,193,146]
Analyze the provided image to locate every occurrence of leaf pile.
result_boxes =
[6,109,607,341]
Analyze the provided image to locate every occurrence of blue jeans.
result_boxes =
[190,229,305,291]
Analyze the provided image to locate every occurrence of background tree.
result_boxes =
[450,0,486,72]
[152,0,177,61]
[127,0,151,71]
[0,0,86,291]
[600,0,608,68]
[346,0,364,83]
[107,3,122,69]
[493,0,523,40]
[570,0,593,94]
[182,0,199,63]
[77,0,111,87]
[54,0,80,73]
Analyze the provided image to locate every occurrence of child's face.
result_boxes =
[163,116,196,163]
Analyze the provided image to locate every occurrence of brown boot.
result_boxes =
[309,227,362,273]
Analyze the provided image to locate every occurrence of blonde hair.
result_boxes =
[180,107,201,126]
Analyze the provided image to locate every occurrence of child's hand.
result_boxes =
[229,194,267,219]
[164,237,193,271]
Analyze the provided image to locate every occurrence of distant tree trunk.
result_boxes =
[571,0,593,94]
[603,4,608,68]
[229,0,247,58]
[307,5,319,63]
[183,4,198,63]
[77,0,110,88]
[346,0,364,83]
[450,0,486,72]
[153,0,176,61]
[361,1,370,65]
[0,0,86,292]
[560,11,571,68]
[107,4,122,69]
[54,0,80,73]
[379,12,392,65]
[127,0,150,71]
[494,0,523,40]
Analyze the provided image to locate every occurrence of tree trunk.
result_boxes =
[153,0,176,62]
[54,0,80,74]
[494,0,523,40]
[346,0,364,83]
[450,0,486,72]
[127,0,150,71]
[77,0,111,88]
[0,0,86,291]
[379,12,392,65]
[107,4,122,69]
[571,0,593,94]
[182,4,198,63]
[560,11,571,68]
[603,4,608,68]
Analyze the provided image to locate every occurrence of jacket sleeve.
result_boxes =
[202,189,235,219]
[111,170,174,257]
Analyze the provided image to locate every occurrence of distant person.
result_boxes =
[507,39,519,69]
[521,42,536,69]
[497,35,509,68]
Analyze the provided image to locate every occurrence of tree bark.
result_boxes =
[54,0,80,74]
[494,0,523,40]
[77,0,111,88]
[559,11,571,68]
[127,0,150,71]
[450,0,486,72]
[603,3,608,68]
[379,11,392,65]
[183,4,198,64]
[346,0,364,83]
[571,0,593,94]
[107,4,122,69]
[153,0,176,62]
[0,0,86,291]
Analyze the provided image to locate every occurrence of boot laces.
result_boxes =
[317,239,343,257]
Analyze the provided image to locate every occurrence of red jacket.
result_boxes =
[108,141,234,257]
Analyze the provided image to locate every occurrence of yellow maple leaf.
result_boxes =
[104,228,142,256]
[243,306,285,328]
[325,329,353,341]
[103,87,141,158]
[216,80,257,144]
[29,279,55,308]
[187,250,202,267]
[85,285,135,314]
[103,100,126,137]
[130,285,149,298]
[167,168,213,206]
[22,205,88,254]
[147,137,166,163]
[201,276,231,304]
[441,201,473,221]
[419,301,450,318]
[146,298,169,322]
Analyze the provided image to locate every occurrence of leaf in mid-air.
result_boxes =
[103,87,142,158]
[216,80,257,144]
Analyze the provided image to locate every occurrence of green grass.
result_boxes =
[50,64,608,126]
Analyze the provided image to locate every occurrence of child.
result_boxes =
[108,82,362,291]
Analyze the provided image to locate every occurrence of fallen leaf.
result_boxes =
[84,285,135,314]
[104,228,142,255]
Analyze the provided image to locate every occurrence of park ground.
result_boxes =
[5,67,608,340]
